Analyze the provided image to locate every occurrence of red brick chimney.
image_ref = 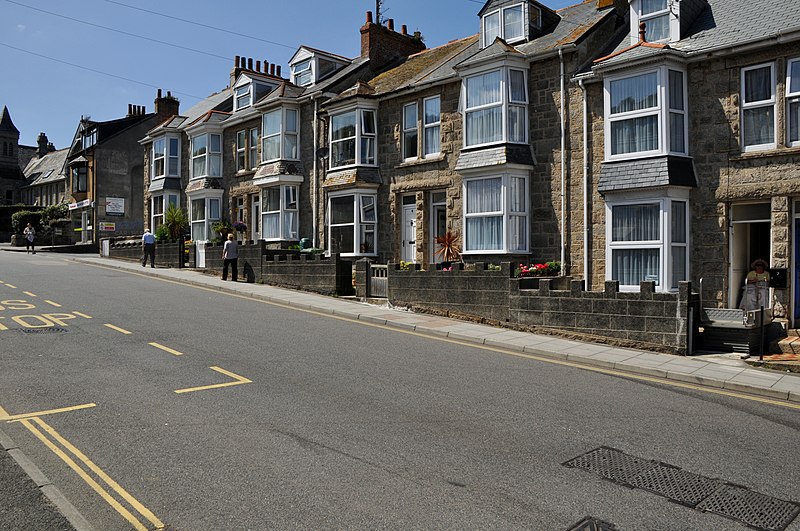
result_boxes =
[360,11,426,69]
[154,89,180,123]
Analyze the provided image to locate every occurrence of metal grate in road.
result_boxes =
[696,484,800,531]
[630,464,722,508]
[566,516,617,530]
[565,447,800,531]
[19,327,70,334]
[562,446,658,486]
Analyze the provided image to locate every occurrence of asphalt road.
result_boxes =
[0,250,798,530]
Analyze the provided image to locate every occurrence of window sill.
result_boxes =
[395,154,446,169]
[731,146,800,161]
[235,170,256,177]
[462,250,531,255]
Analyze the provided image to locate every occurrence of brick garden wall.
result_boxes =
[261,253,354,296]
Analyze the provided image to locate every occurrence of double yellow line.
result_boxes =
[1,405,162,530]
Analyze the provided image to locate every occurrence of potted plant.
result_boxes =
[435,231,461,270]
[233,221,247,241]
[211,220,232,239]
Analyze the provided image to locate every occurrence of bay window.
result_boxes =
[151,193,178,232]
[189,194,221,241]
[605,65,687,159]
[328,191,377,255]
[741,63,776,151]
[262,108,299,162]
[152,136,179,178]
[262,185,299,240]
[463,173,529,253]
[329,107,377,169]
[464,68,528,147]
[786,58,800,146]
[191,133,222,178]
[606,193,689,291]
[481,3,526,48]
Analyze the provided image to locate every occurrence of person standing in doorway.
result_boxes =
[23,223,35,254]
[222,233,238,281]
[142,228,156,268]
[740,258,770,311]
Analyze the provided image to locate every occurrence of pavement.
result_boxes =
[2,244,800,530]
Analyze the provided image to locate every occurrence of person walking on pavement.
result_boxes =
[142,228,156,268]
[23,223,36,254]
[222,233,238,281]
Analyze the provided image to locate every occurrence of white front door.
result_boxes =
[401,203,416,263]
[251,195,261,241]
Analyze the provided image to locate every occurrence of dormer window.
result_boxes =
[81,128,97,150]
[289,48,349,88]
[234,77,277,111]
[235,85,252,110]
[292,59,313,87]
[640,0,670,42]
[482,3,530,48]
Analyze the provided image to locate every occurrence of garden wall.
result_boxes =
[105,237,185,268]
[387,263,512,323]
[201,242,263,283]
[261,253,353,296]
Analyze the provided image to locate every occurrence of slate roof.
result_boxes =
[0,106,19,134]
[593,0,800,69]
[598,156,697,193]
[144,89,232,138]
[455,144,536,171]
[515,0,616,55]
[22,148,68,187]
[456,37,524,70]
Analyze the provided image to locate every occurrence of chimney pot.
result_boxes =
[167,91,171,97]
[157,88,162,98]
[264,60,270,73]
[256,60,261,72]
[366,11,373,23]
[234,55,240,67]
[387,19,394,31]
[402,24,408,35]
[247,58,253,70]
[270,64,275,76]
[128,104,133,116]
[276,65,281,77]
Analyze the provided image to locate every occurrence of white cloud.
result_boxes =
[16,24,26,32]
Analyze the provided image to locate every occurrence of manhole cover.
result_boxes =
[630,464,722,508]
[696,485,800,531]
[19,327,70,334]
[567,516,617,530]
[563,446,658,486]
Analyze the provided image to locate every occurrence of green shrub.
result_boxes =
[11,210,41,233]
[154,224,170,242]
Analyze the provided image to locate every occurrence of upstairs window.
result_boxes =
[71,165,87,193]
[787,58,800,147]
[605,66,687,159]
[234,81,275,111]
[236,130,247,171]
[639,0,670,42]
[152,136,180,178]
[81,128,97,150]
[482,3,526,48]
[262,108,299,162]
[464,68,528,147]
[292,59,313,87]
[235,84,252,110]
[191,133,222,178]
[403,103,418,160]
[330,108,377,169]
[741,63,776,151]
[424,96,441,156]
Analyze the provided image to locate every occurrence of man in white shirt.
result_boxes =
[142,228,156,268]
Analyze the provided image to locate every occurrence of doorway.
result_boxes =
[401,195,416,263]
[729,203,771,308]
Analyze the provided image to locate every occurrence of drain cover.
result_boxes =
[563,446,658,486]
[696,485,800,531]
[567,516,617,530]
[19,327,70,334]
[630,464,722,508]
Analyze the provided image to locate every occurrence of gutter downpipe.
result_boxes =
[579,78,590,290]
[559,48,566,273]
[312,95,319,248]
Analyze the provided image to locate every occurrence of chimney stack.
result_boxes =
[401,24,408,35]
[154,88,180,123]
[366,11,373,24]
[36,132,49,158]
[387,19,394,31]
[361,12,426,67]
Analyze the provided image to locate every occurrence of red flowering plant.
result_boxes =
[514,261,561,278]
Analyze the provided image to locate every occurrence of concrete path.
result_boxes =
[59,254,799,405]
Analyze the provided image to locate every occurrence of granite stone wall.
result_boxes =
[261,253,354,296]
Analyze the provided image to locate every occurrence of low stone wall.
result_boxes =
[201,242,264,283]
[261,253,353,296]
[106,238,185,268]
[388,263,513,323]
[510,279,698,354]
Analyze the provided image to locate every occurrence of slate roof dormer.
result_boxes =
[477,0,561,48]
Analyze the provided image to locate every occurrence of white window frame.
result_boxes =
[249,127,259,169]
[151,193,178,233]
[786,58,800,147]
[639,0,670,42]
[261,184,299,241]
[423,96,441,157]
[402,102,418,161]
[462,172,529,254]
[481,3,527,48]
[292,59,313,87]
[236,130,247,172]
[151,135,180,179]
[667,69,687,155]
[326,190,378,257]
[188,192,223,242]
[261,107,300,163]
[190,133,222,179]
[463,67,528,148]
[604,189,690,292]
[741,62,777,152]
[234,84,252,111]
[329,106,378,170]
[604,65,688,160]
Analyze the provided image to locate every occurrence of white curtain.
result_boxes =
[610,73,657,114]
[263,212,279,239]
[611,116,658,155]
[466,178,503,251]
[613,249,660,286]
[790,101,800,143]
[503,5,524,41]
[467,178,501,214]
[467,217,502,251]
[612,204,660,242]
[744,66,771,103]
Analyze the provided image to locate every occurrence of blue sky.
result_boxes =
[1,0,574,149]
